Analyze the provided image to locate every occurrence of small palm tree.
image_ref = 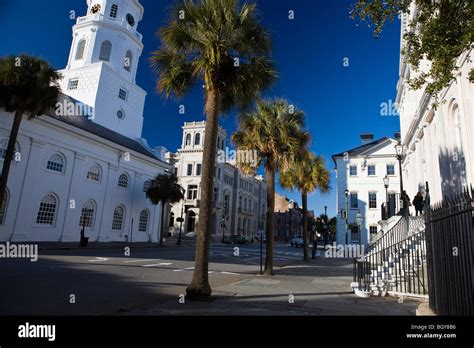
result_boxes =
[146,173,184,246]
[232,99,309,275]
[0,55,61,210]
[150,0,276,299]
[280,152,330,261]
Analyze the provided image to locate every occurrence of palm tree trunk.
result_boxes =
[301,191,309,261]
[0,110,23,211]
[159,201,165,246]
[264,166,275,275]
[186,89,219,300]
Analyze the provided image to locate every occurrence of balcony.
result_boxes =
[76,14,143,41]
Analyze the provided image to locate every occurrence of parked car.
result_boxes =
[224,235,249,245]
[290,236,304,247]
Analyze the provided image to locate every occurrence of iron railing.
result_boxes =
[425,186,474,315]
[354,214,428,296]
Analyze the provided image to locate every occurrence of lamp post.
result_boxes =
[355,211,363,245]
[383,174,390,218]
[324,205,327,221]
[395,142,405,195]
[344,189,349,245]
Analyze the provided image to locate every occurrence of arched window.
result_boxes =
[138,209,149,232]
[79,201,95,228]
[86,165,101,182]
[110,4,118,18]
[47,153,65,173]
[143,180,152,192]
[36,193,58,225]
[112,205,124,230]
[0,189,9,225]
[169,212,175,227]
[124,50,133,72]
[99,41,112,62]
[185,133,191,146]
[118,173,129,188]
[194,133,201,145]
[75,40,86,60]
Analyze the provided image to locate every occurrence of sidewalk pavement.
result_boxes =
[26,236,195,251]
[128,258,421,316]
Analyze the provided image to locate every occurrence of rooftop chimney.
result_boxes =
[360,133,374,145]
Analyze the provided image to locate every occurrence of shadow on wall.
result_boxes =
[438,148,468,199]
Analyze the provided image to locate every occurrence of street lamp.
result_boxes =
[383,175,390,218]
[355,211,363,245]
[395,142,405,195]
[344,189,349,245]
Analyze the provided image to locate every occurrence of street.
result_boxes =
[0,240,419,316]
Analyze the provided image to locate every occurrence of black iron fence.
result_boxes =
[425,186,474,315]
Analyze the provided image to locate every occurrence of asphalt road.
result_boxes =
[0,241,310,315]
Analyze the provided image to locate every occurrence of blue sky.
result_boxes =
[0,0,401,217]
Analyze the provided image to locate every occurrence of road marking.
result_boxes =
[124,259,159,263]
[221,271,240,275]
[208,271,215,274]
[141,263,173,267]
[88,257,108,262]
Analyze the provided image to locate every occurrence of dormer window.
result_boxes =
[110,4,118,18]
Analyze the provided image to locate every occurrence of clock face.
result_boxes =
[90,4,101,14]
[126,14,135,27]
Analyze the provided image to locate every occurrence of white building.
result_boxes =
[396,4,474,202]
[332,134,401,246]
[0,0,172,242]
[166,121,267,242]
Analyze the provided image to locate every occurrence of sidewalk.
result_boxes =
[128,258,420,316]
[28,236,195,251]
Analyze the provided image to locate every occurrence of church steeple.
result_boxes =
[58,0,147,140]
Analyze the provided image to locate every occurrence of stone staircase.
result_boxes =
[352,216,428,298]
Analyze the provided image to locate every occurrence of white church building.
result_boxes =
[396,3,473,202]
[0,0,172,242]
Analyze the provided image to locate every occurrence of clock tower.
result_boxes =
[57,0,146,140]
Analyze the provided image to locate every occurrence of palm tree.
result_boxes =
[280,153,330,261]
[146,173,184,246]
[0,55,61,211]
[232,99,309,275]
[149,0,276,300]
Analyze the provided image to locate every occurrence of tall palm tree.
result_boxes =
[149,0,276,299]
[0,55,61,211]
[146,173,184,246]
[232,99,309,275]
[280,153,330,261]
